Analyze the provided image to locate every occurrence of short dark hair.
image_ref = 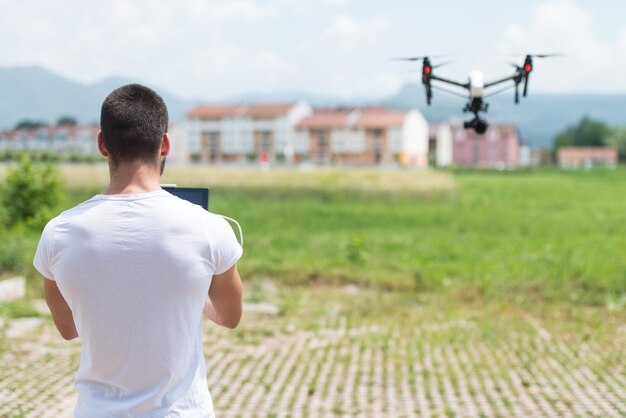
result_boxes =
[100,84,168,166]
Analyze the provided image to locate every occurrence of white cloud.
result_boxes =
[494,0,626,92]
[186,0,279,21]
[327,70,410,99]
[1,0,624,100]
[279,0,349,12]
[0,0,293,98]
[157,36,298,98]
[306,15,389,55]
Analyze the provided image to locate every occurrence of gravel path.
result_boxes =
[0,295,624,418]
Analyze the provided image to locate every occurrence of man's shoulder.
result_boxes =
[159,191,213,217]
[160,193,232,230]
[46,197,100,228]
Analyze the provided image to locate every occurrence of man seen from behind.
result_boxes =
[33,84,243,417]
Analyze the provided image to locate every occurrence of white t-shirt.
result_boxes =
[33,189,243,417]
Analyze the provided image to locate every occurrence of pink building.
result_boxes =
[436,123,521,168]
[557,147,618,168]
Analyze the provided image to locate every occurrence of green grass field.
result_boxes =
[1,164,625,417]
[1,164,625,305]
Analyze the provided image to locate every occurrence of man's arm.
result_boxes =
[44,279,78,340]
[204,265,242,329]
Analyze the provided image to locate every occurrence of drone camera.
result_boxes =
[464,116,489,134]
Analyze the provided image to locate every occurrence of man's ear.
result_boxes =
[160,133,171,157]
[97,132,109,157]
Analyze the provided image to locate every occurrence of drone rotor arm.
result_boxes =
[483,83,517,99]
[430,84,470,100]
[430,75,469,90]
[523,75,530,96]
[484,75,518,89]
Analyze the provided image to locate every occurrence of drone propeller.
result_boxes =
[432,61,452,69]
[392,56,428,62]
[528,53,564,58]
[391,54,449,62]
[520,54,564,96]
[500,52,564,59]
[395,61,451,77]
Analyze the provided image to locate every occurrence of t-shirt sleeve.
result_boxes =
[33,218,58,281]
[210,215,244,275]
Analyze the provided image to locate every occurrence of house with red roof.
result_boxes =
[295,107,428,166]
[186,102,312,163]
[0,125,100,155]
[185,102,428,166]
[557,147,617,168]
[0,122,192,164]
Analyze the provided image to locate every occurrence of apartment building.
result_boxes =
[294,107,429,167]
[0,125,100,154]
[0,123,189,164]
[186,102,313,163]
[185,103,428,167]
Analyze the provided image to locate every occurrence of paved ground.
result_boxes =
[0,287,624,418]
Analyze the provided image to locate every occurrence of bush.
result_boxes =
[0,150,102,164]
[0,234,28,272]
[0,155,62,227]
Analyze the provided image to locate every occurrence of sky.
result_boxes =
[1,0,626,100]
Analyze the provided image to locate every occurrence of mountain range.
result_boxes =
[1,65,625,149]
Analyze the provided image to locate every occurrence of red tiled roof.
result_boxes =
[352,108,405,128]
[0,124,100,139]
[558,147,618,162]
[296,109,353,129]
[297,107,407,130]
[246,104,294,118]
[187,103,294,119]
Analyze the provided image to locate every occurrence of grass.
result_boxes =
[47,163,458,196]
[1,164,626,305]
[0,300,43,319]
[169,166,625,304]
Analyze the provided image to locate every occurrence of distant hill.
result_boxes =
[0,66,196,129]
[1,66,625,149]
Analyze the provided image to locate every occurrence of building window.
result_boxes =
[318,131,328,161]
[472,140,480,165]
[209,132,219,161]
[371,129,384,164]
[260,131,271,152]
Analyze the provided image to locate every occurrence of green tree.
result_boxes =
[56,115,78,126]
[14,119,48,130]
[605,127,626,162]
[0,155,62,227]
[553,116,611,151]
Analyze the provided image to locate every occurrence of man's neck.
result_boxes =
[102,160,162,195]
